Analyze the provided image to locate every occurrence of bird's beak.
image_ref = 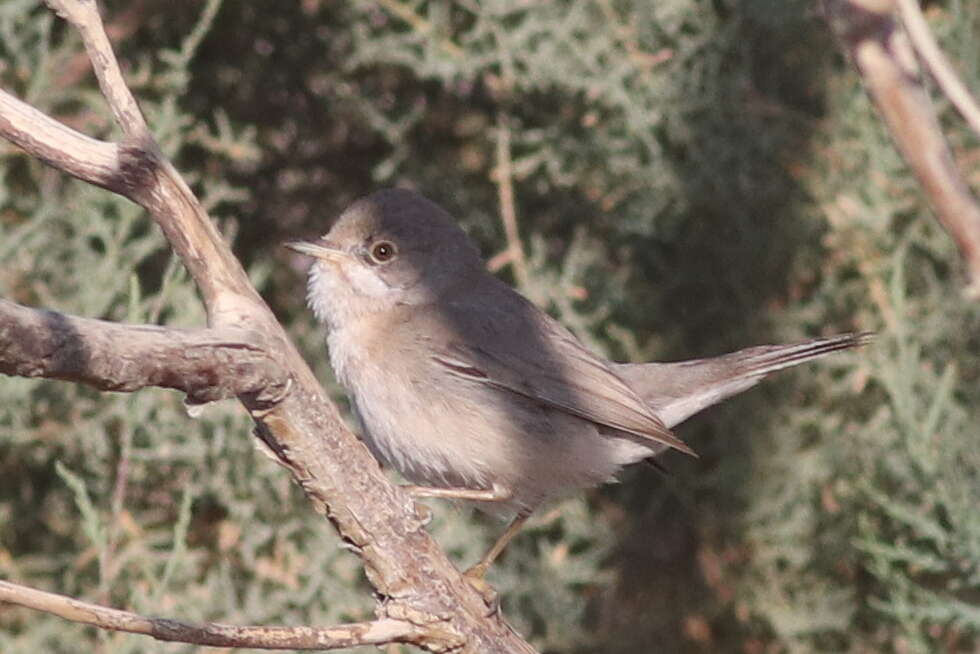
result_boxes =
[284,239,347,262]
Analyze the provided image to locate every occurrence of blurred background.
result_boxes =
[1,1,978,652]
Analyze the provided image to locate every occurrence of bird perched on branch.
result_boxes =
[288,188,871,579]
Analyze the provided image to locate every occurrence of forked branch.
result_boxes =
[0,1,539,652]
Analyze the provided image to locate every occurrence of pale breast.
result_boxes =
[325,314,648,512]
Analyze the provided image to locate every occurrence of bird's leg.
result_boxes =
[402,482,512,502]
[403,483,526,608]
[402,483,512,532]
[465,510,532,580]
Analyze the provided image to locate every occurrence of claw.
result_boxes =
[463,566,500,615]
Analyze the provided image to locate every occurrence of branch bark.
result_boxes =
[822,0,980,298]
[0,2,538,652]
[44,0,148,137]
[0,299,286,404]
[0,90,122,192]
[0,580,459,651]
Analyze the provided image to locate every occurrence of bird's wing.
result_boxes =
[421,293,696,457]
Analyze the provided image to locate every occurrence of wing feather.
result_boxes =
[421,291,696,457]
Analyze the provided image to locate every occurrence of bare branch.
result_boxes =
[0,90,123,193]
[29,0,268,325]
[0,580,457,651]
[822,0,980,298]
[43,0,148,137]
[0,93,256,322]
[0,2,543,651]
[0,299,288,404]
[896,0,980,137]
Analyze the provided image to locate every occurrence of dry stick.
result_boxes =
[100,423,132,605]
[596,0,674,72]
[47,0,268,324]
[0,90,121,190]
[56,0,147,90]
[44,0,147,136]
[375,0,465,59]
[0,581,450,651]
[823,0,980,299]
[494,114,529,289]
[895,0,980,137]
[0,2,539,652]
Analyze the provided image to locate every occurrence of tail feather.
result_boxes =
[614,332,873,429]
[721,332,875,378]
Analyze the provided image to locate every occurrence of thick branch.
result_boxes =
[0,299,288,404]
[0,580,457,651]
[0,90,123,192]
[822,0,980,297]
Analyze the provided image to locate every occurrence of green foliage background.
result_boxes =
[1,0,979,652]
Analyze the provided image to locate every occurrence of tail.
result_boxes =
[614,332,874,429]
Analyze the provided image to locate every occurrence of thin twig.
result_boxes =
[375,0,464,59]
[100,424,133,604]
[486,249,513,273]
[896,0,980,137]
[597,0,673,72]
[494,114,529,289]
[0,580,452,651]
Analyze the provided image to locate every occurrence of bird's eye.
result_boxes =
[369,241,397,264]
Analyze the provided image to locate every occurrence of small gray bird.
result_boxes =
[287,188,870,577]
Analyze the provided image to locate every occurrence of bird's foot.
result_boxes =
[463,563,499,615]
[412,500,433,526]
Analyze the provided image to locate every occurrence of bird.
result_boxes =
[287,188,871,578]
